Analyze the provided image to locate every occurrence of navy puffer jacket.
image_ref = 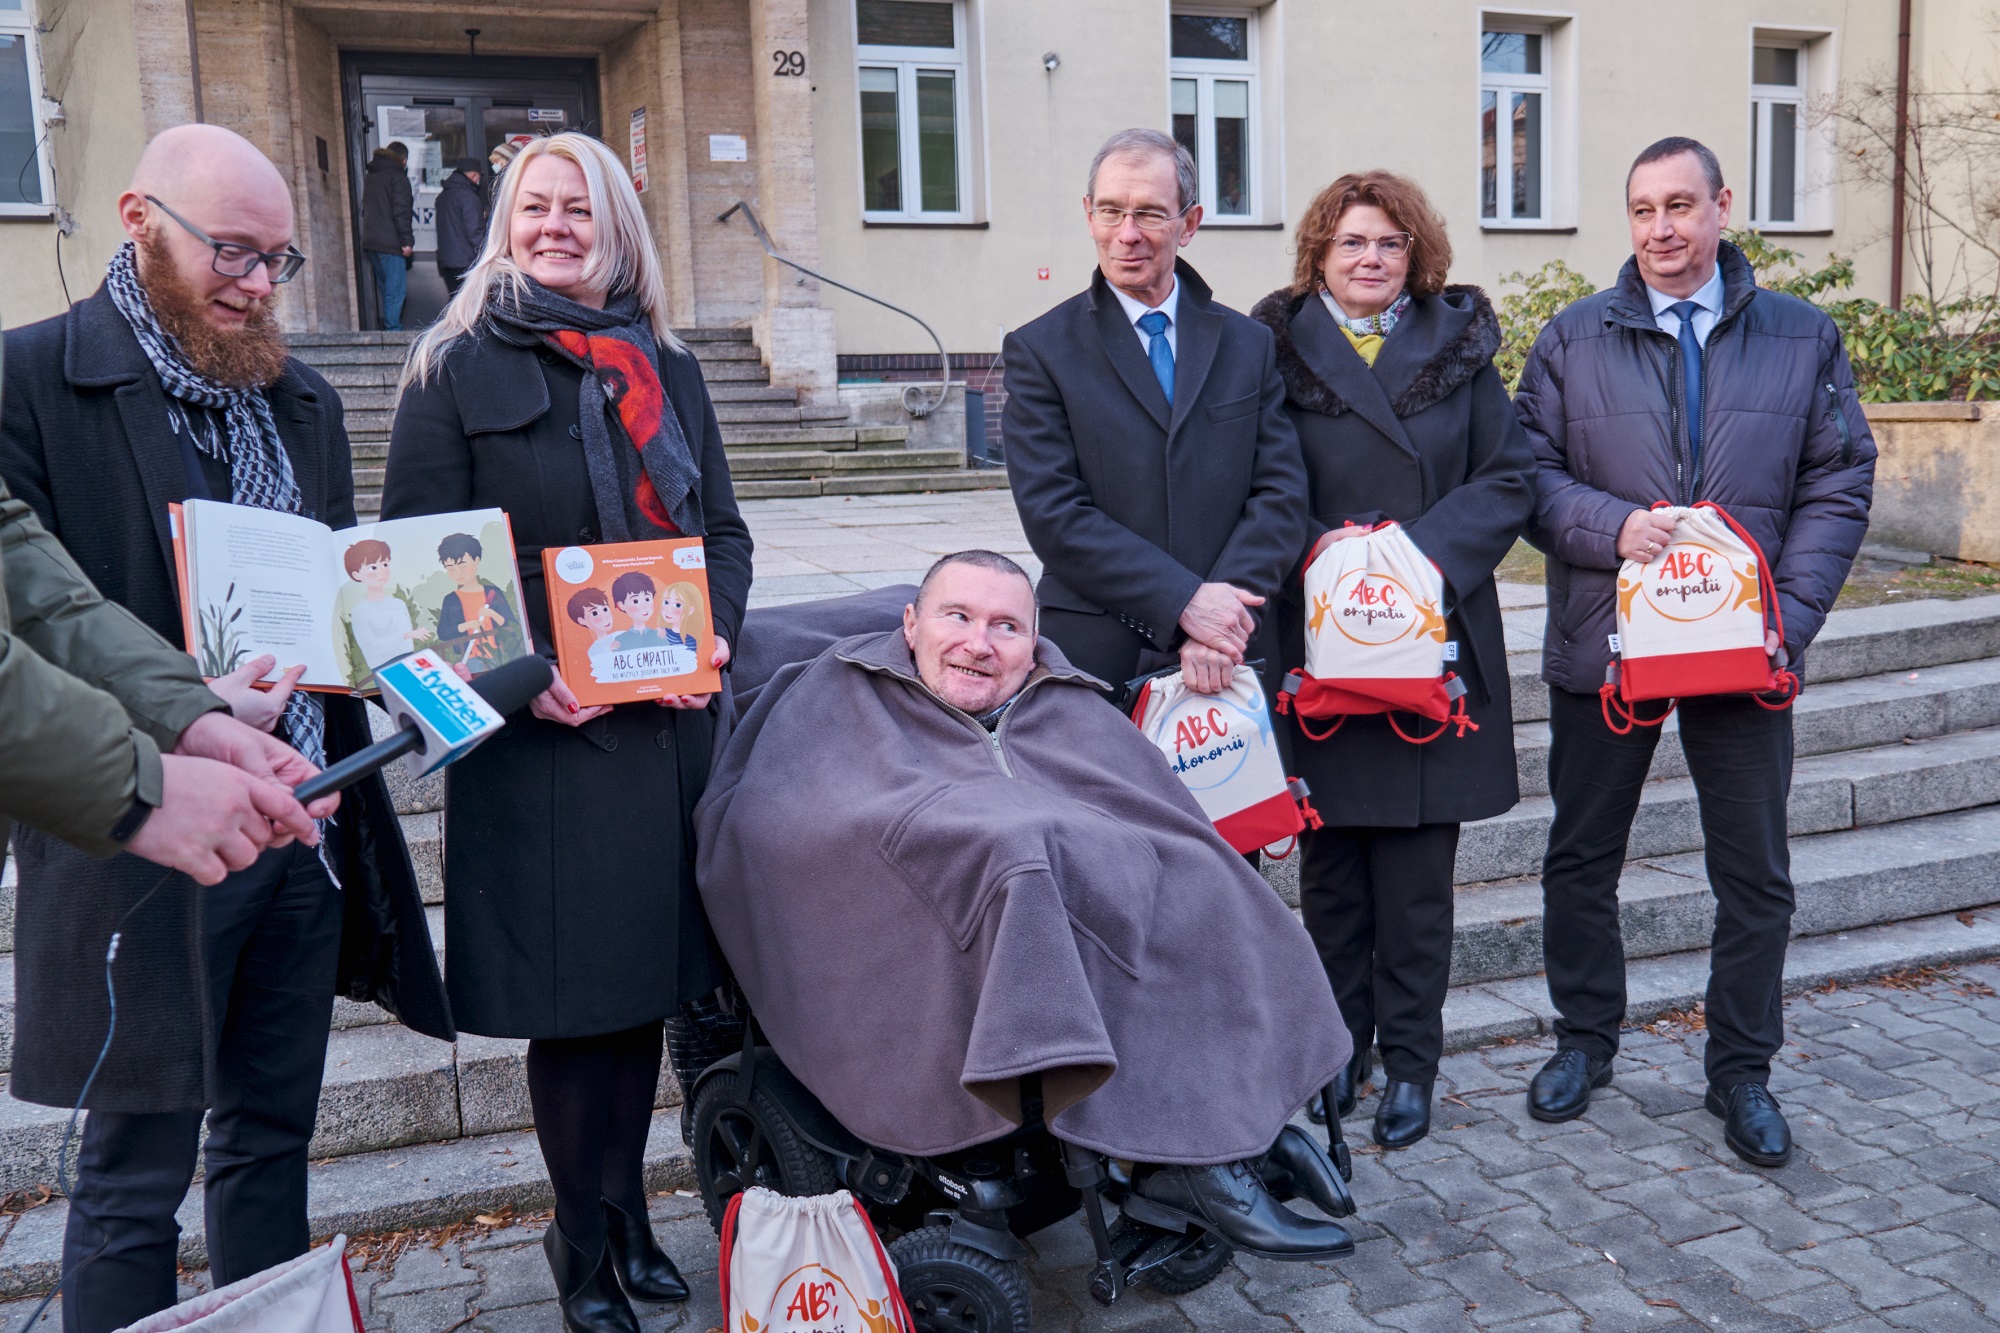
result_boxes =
[1516,242,1876,694]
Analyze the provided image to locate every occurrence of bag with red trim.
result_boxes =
[1275,522,1476,745]
[719,1187,916,1333]
[1600,501,1800,734]
[1130,664,1321,855]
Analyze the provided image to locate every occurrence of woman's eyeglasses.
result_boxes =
[145,196,308,284]
[1331,232,1413,260]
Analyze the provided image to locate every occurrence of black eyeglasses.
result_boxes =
[145,195,307,284]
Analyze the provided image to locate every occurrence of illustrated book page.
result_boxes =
[543,537,720,706]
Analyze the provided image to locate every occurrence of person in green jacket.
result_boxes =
[0,476,329,883]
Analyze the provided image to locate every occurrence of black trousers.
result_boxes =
[1297,823,1460,1084]
[439,263,469,295]
[62,843,342,1333]
[1542,687,1794,1088]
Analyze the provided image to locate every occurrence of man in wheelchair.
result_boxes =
[695,551,1354,1262]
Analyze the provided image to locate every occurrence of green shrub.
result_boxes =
[1494,260,1597,391]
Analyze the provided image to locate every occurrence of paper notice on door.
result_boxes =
[630,106,649,194]
[709,133,748,162]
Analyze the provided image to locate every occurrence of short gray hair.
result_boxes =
[1627,136,1726,200]
[915,550,1034,612]
[1087,128,1199,214]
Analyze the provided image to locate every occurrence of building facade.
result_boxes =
[0,0,1990,399]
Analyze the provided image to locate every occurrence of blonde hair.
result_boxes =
[402,132,680,391]
[661,580,707,636]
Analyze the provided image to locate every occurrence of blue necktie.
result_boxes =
[1137,310,1175,405]
[1669,300,1704,471]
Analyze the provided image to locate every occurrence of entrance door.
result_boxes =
[343,54,599,330]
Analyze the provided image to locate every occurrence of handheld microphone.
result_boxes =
[295,652,554,803]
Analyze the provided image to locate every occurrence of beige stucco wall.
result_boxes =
[809,0,1908,357]
[1862,404,2000,562]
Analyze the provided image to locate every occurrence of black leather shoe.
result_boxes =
[1315,1049,1372,1123]
[1706,1083,1793,1168]
[603,1198,690,1303]
[1527,1048,1612,1123]
[544,1219,641,1333]
[1259,1124,1355,1218]
[1134,1160,1354,1261]
[1373,1080,1433,1150]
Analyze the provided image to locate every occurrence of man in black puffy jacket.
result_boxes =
[1515,136,1874,1167]
[434,158,484,295]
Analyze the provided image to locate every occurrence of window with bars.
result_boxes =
[1480,26,1549,226]
[1750,42,1808,227]
[856,0,971,222]
[1169,9,1256,220]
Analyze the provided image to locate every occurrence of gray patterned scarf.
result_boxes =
[1319,288,1413,339]
[105,241,326,776]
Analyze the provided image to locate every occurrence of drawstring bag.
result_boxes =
[1276,522,1476,745]
[1130,664,1322,856]
[1601,501,1800,734]
[719,1187,915,1333]
[116,1235,362,1332]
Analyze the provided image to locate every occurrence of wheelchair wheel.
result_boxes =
[888,1226,1033,1333]
[690,1067,840,1234]
[1107,1218,1234,1295]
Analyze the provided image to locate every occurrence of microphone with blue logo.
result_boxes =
[293,652,553,804]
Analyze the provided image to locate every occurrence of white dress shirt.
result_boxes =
[1645,264,1724,348]
[1110,276,1180,359]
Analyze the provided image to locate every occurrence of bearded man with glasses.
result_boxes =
[0,123,449,1333]
[1002,127,1306,705]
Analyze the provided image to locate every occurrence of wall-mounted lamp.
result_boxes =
[1042,52,1060,72]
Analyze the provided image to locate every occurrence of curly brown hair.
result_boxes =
[1290,170,1453,299]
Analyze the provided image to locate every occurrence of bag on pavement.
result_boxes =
[1130,664,1322,855]
[719,1187,915,1333]
[1600,501,1799,733]
[1276,522,1475,744]
[115,1235,362,1333]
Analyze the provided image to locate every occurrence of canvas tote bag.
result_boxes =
[116,1235,361,1333]
[1130,664,1322,855]
[1276,522,1475,744]
[719,1187,916,1333]
[1600,501,1799,733]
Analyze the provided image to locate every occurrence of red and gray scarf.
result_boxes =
[491,280,704,539]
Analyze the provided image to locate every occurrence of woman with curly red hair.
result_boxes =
[1252,171,1534,1150]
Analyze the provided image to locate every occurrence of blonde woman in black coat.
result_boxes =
[1251,171,1533,1149]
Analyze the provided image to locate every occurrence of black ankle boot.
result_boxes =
[1372,1080,1433,1150]
[543,1219,641,1333]
[603,1198,690,1302]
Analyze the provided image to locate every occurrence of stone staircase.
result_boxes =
[6,591,2000,1290]
[286,326,994,521]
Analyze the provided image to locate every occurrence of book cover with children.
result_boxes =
[543,537,719,706]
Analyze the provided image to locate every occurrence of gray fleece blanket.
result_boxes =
[694,624,1349,1164]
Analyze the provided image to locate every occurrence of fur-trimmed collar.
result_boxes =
[1249,284,1502,418]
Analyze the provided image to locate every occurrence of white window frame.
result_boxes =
[1168,5,1261,224]
[1748,30,1832,232]
[1478,19,1553,228]
[0,0,54,219]
[854,0,974,224]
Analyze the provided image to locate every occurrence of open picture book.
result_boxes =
[170,498,533,694]
[543,536,721,705]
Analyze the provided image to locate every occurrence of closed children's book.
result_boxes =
[170,498,531,694]
[543,537,720,706]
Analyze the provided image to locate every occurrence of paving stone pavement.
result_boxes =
[6,963,1998,1331]
[738,490,1038,609]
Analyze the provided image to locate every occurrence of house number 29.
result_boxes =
[772,49,806,76]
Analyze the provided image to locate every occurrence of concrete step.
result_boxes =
[721,424,907,448]
[689,341,762,364]
[0,1003,683,1193]
[725,448,967,479]
[0,1110,694,1298]
[714,403,804,425]
[314,365,402,391]
[354,466,385,491]
[1507,654,2000,799]
[1454,724,2000,885]
[672,326,753,343]
[350,443,388,467]
[700,362,772,384]
[346,408,395,436]
[735,470,1010,500]
[707,383,798,404]
[1440,803,2000,991]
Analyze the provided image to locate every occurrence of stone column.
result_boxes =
[129,0,202,134]
[746,0,836,403]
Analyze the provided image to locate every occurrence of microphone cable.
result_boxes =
[22,866,175,1329]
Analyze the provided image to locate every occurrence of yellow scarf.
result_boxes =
[1341,327,1383,367]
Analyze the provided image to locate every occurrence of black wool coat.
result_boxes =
[1248,285,1535,828]
[0,286,453,1112]
[1002,261,1307,690]
[382,323,753,1039]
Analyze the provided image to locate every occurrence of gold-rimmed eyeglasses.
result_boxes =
[1331,232,1412,260]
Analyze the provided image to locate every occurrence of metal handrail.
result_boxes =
[718,200,951,418]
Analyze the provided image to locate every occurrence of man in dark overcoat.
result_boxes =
[1516,137,1874,1167]
[1003,128,1306,699]
[0,124,450,1333]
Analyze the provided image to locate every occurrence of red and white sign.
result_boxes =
[629,106,648,194]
